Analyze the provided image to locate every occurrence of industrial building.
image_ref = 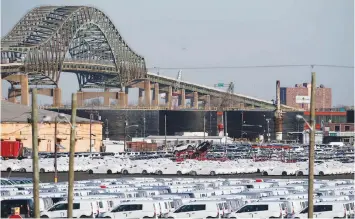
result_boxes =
[280,83,332,110]
[1,101,102,152]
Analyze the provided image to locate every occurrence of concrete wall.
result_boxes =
[1,122,102,152]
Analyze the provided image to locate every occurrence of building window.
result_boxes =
[345,126,350,131]
[334,125,340,132]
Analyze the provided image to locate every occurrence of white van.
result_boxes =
[294,201,351,219]
[167,201,221,218]
[228,202,285,219]
[39,200,99,218]
[101,201,159,219]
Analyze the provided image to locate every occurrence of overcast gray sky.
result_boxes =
[1,0,354,106]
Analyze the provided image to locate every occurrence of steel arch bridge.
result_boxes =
[1,6,146,88]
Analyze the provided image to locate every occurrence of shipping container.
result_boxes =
[127,142,158,152]
[0,141,24,159]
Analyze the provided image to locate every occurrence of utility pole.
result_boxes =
[54,116,58,183]
[203,114,206,141]
[124,120,127,151]
[225,111,228,145]
[105,119,109,139]
[266,118,271,142]
[143,116,146,138]
[31,88,40,218]
[89,113,93,153]
[164,113,167,148]
[67,93,77,218]
[241,112,244,138]
[308,71,316,218]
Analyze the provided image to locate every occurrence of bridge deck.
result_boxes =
[0,62,300,111]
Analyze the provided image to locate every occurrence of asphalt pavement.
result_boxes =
[2,172,354,182]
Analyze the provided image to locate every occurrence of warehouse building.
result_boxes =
[1,101,102,152]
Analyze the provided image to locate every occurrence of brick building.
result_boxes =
[280,83,332,110]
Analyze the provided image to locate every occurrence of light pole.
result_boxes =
[266,118,271,142]
[240,112,244,139]
[124,121,139,151]
[43,113,73,184]
[105,119,109,139]
[89,112,100,153]
[164,113,167,148]
[225,111,228,145]
[89,113,93,153]
[143,116,146,138]
[203,115,206,142]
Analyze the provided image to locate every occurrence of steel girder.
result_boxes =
[74,72,120,89]
[1,6,146,86]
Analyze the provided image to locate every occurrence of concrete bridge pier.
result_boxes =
[119,91,126,107]
[166,86,173,109]
[138,89,144,106]
[20,74,29,106]
[179,89,186,108]
[77,91,84,107]
[192,91,199,109]
[204,95,211,110]
[144,80,151,106]
[152,83,159,106]
[53,87,62,107]
[103,88,110,107]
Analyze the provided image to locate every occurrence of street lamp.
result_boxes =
[89,112,101,153]
[296,114,313,131]
[124,120,139,151]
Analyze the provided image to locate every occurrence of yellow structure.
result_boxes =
[1,101,102,152]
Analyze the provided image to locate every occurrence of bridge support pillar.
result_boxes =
[20,74,29,106]
[166,86,173,110]
[119,91,126,107]
[179,89,186,108]
[103,88,110,107]
[144,80,151,107]
[153,83,159,106]
[53,87,62,107]
[192,92,199,109]
[138,89,144,106]
[77,91,84,107]
[204,95,211,110]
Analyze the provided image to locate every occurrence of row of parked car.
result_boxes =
[0,177,354,218]
[1,156,354,176]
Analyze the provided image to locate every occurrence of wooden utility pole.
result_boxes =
[67,93,77,218]
[31,88,40,218]
[54,116,58,183]
[308,71,316,218]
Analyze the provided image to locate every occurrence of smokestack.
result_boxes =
[275,80,283,141]
[276,80,281,111]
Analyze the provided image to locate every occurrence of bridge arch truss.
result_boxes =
[1,6,146,87]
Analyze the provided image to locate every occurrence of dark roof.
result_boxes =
[1,101,100,123]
